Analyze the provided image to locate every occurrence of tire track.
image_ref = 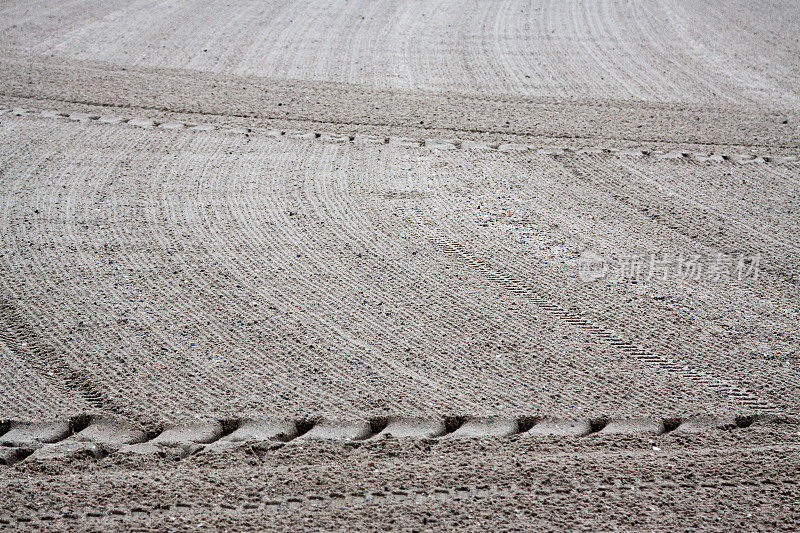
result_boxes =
[363,149,638,412]
[425,235,774,412]
[0,411,778,468]
[0,297,111,411]
[396,150,782,412]
[3,108,796,167]
[0,114,792,419]
[0,133,117,414]
[416,147,796,412]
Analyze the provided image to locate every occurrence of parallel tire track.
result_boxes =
[426,236,775,412]
[0,411,779,468]
[0,298,113,411]
[0,110,791,420]
[2,108,796,167]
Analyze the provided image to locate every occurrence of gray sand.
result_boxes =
[0,0,798,530]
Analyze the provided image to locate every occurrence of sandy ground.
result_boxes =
[0,0,798,530]
[1,418,799,531]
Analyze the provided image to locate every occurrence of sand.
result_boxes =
[0,0,798,530]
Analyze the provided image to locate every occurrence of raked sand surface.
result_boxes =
[0,1,798,530]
